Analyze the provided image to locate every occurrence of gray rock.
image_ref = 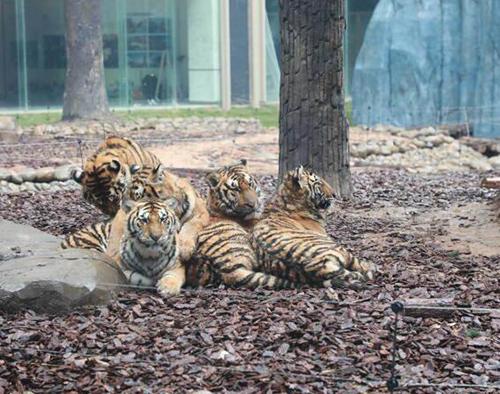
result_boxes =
[33,167,56,183]
[0,129,19,143]
[19,169,38,182]
[8,173,23,185]
[53,164,78,181]
[0,116,16,130]
[352,0,500,138]
[0,169,11,181]
[0,220,61,259]
[0,220,126,314]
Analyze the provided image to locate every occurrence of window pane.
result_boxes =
[0,0,20,109]
[230,0,249,104]
[25,0,65,109]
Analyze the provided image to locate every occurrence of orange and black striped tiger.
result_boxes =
[73,136,161,216]
[251,166,377,288]
[185,160,296,289]
[127,163,209,261]
[61,222,111,253]
[62,163,209,264]
[110,198,184,296]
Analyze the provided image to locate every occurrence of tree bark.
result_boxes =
[62,0,109,120]
[278,0,352,197]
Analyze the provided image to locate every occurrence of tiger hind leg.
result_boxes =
[301,250,366,289]
[334,247,378,280]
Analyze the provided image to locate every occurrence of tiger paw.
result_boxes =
[156,275,182,298]
[360,260,378,281]
[125,270,154,288]
[323,271,366,289]
[177,237,196,262]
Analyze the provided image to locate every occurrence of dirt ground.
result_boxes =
[147,126,401,174]
[0,127,499,392]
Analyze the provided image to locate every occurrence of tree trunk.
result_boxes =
[278,0,352,197]
[62,0,109,120]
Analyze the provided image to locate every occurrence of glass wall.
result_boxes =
[24,0,65,109]
[0,0,222,111]
[229,0,249,104]
[0,0,21,108]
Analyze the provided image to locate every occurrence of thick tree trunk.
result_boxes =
[278,0,352,197]
[62,0,109,120]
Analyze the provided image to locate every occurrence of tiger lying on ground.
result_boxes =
[108,198,184,296]
[64,198,184,296]
[251,166,377,288]
[62,162,209,263]
[72,136,161,216]
[185,160,296,289]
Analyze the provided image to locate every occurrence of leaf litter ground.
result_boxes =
[0,168,499,393]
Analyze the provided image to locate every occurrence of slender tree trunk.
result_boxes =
[278,0,352,197]
[62,0,109,120]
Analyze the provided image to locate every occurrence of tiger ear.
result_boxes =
[152,164,165,183]
[130,164,141,174]
[240,159,248,166]
[164,197,178,211]
[206,171,219,188]
[71,168,84,184]
[290,165,305,189]
[109,159,121,173]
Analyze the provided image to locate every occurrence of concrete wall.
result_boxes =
[352,0,500,138]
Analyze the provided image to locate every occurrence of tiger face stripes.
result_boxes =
[73,136,161,216]
[252,166,377,288]
[119,199,185,296]
[269,165,336,223]
[206,159,263,222]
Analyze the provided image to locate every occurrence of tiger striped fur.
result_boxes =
[252,166,377,288]
[73,136,161,216]
[185,160,296,290]
[61,222,111,253]
[110,199,185,296]
[128,163,209,261]
[61,163,209,265]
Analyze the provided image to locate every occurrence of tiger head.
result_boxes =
[128,163,172,201]
[279,166,336,212]
[73,154,130,216]
[122,198,180,246]
[206,159,263,220]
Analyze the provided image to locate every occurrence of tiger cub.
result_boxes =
[251,166,377,288]
[73,136,161,216]
[128,164,209,262]
[109,199,184,296]
[61,164,209,263]
[185,160,296,290]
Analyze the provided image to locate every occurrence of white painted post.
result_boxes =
[220,0,231,111]
[248,0,266,108]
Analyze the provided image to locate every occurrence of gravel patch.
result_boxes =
[0,168,499,392]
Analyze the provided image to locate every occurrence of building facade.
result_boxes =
[0,0,377,112]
